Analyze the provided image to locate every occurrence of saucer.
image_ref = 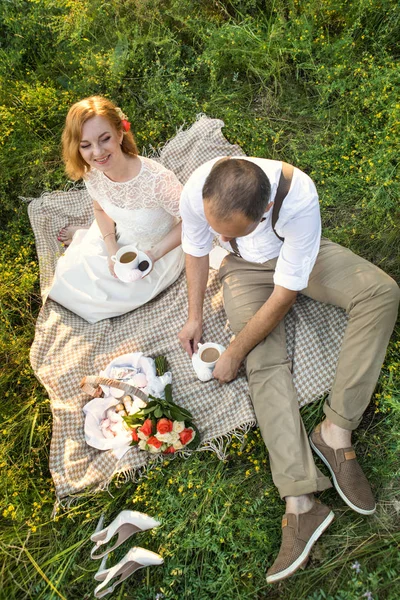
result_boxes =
[114,251,153,283]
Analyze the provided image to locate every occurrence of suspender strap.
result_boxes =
[229,236,241,257]
[271,161,294,243]
[229,161,294,256]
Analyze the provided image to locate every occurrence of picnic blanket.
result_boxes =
[27,115,348,500]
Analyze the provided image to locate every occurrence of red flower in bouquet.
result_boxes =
[138,418,153,438]
[163,446,176,454]
[147,436,163,449]
[179,428,195,446]
[131,428,139,442]
[157,418,173,435]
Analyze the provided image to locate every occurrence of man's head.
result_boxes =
[202,158,272,241]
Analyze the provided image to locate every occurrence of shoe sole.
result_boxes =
[309,436,376,516]
[266,510,334,583]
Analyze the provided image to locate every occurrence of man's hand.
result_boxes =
[178,319,203,357]
[212,348,243,384]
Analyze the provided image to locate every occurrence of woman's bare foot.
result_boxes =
[57,225,89,246]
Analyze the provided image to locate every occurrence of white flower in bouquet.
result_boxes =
[155,431,180,444]
[148,444,161,453]
[129,397,147,416]
[173,440,184,450]
[172,421,185,433]
[138,439,148,451]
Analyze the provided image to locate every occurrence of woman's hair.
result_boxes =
[62,96,138,180]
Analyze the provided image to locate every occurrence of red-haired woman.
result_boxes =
[49,96,184,323]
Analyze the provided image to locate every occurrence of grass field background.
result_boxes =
[0,1,399,598]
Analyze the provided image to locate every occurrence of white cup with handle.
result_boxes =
[111,245,139,278]
[197,343,224,368]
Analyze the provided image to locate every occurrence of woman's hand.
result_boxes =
[107,256,118,278]
[141,249,156,278]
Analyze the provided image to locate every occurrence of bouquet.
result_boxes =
[85,353,200,458]
[124,381,200,454]
[83,354,199,457]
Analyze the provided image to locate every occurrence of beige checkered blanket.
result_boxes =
[28,115,348,500]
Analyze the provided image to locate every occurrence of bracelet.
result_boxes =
[103,232,116,241]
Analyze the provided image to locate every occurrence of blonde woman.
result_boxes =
[49,96,184,323]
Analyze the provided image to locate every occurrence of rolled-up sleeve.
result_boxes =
[273,199,321,291]
[180,188,214,257]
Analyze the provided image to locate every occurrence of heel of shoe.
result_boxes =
[94,554,109,582]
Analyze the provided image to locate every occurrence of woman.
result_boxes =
[49,96,185,323]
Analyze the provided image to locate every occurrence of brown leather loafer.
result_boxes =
[309,423,376,515]
[266,502,334,583]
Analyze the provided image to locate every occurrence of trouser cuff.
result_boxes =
[323,402,361,431]
[278,475,332,500]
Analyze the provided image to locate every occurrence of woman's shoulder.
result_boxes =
[140,156,171,176]
[84,168,101,186]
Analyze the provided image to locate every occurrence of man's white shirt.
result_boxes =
[180,157,321,291]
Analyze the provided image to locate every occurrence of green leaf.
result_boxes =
[143,400,159,409]
[176,406,193,420]
[154,407,163,418]
[124,415,142,427]
[186,423,201,450]
[141,405,158,415]
[169,407,185,421]
[164,383,172,403]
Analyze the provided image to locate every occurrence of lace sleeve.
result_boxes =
[153,168,182,218]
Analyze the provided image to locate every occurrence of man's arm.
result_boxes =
[212,284,297,383]
[178,253,209,356]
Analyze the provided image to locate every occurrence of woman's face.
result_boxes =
[79,115,123,172]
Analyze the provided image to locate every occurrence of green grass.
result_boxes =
[1,0,399,598]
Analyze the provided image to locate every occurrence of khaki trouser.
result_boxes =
[219,239,400,498]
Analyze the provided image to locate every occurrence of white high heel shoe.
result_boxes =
[93,547,163,598]
[90,510,160,559]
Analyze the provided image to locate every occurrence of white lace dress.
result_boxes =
[49,156,185,323]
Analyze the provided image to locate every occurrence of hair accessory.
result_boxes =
[115,107,131,132]
[121,119,131,132]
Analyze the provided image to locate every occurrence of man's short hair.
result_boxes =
[203,158,271,222]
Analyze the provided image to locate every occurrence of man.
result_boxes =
[178,156,399,583]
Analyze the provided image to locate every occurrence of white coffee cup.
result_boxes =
[197,343,223,368]
[111,245,139,275]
